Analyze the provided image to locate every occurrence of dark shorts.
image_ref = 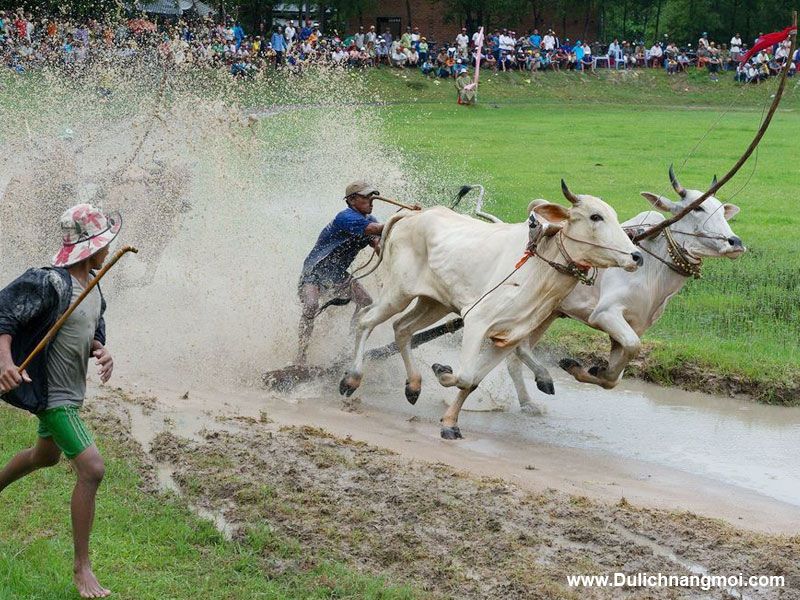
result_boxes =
[298,266,352,295]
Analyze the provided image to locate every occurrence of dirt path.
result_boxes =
[87,380,799,599]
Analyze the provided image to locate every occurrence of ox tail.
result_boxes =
[353,209,415,281]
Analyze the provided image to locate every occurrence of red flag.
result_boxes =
[740,26,796,63]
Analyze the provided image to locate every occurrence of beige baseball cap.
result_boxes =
[345,180,379,198]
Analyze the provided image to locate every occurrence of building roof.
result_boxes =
[135,0,214,16]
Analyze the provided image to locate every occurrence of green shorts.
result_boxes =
[36,406,94,459]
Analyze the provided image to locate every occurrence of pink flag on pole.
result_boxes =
[464,26,484,92]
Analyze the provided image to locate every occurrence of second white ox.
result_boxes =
[339,182,642,439]
[505,168,746,408]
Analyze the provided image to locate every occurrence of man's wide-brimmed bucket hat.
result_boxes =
[52,203,122,268]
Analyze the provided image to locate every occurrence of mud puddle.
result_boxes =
[344,350,800,511]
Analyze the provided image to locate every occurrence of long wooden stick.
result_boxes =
[374,195,422,211]
[18,245,139,373]
[633,11,797,243]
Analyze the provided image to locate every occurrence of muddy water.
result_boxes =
[350,352,800,510]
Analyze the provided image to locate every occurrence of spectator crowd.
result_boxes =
[1,8,797,84]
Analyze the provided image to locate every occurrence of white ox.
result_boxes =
[506,168,746,407]
[339,183,642,439]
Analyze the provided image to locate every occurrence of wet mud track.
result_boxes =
[88,385,799,599]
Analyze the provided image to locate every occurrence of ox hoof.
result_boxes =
[521,403,545,416]
[404,381,421,406]
[558,358,582,374]
[440,426,463,440]
[338,373,362,397]
[588,365,605,377]
[536,380,555,395]
[431,363,453,377]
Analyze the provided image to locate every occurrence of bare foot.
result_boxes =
[74,565,111,598]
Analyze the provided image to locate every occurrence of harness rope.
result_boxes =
[461,228,611,321]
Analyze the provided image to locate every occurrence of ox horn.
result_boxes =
[560,179,579,205]
[711,174,718,188]
[669,164,687,198]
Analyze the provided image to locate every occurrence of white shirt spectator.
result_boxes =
[775,42,789,60]
[730,36,742,53]
[456,32,468,49]
[542,34,555,51]
[649,44,663,58]
[366,28,376,44]
[499,33,514,51]
[471,31,482,46]
[285,23,296,43]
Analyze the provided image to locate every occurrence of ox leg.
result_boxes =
[393,298,451,405]
[514,342,555,396]
[340,297,411,396]
[559,309,640,389]
[505,354,538,413]
[433,329,512,439]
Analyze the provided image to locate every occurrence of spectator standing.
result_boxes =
[530,28,541,49]
[607,38,621,65]
[353,27,367,48]
[413,27,422,48]
[383,28,392,48]
[471,28,482,48]
[456,27,469,59]
[271,25,287,66]
[542,29,556,51]
[354,26,365,49]
[400,26,412,48]
[366,25,376,45]
[299,19,312,41]
[284,20,296,48]
[707,42,721,80]
[233,21,244,50]
[730,33,742,62]
[418,36,429,63]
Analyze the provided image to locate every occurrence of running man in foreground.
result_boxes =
[295,181,384,365]
[0,204,121,599]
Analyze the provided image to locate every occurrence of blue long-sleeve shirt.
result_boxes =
[271,32,287,52]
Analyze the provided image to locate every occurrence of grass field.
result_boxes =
[367,67,800,401]
[0,405,415,600]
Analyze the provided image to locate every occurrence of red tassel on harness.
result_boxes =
[515,251,534,269]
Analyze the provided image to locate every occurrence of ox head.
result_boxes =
[531,181,642,272]
[640,166,745,259]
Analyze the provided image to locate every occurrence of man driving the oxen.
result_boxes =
[295,181,385,365]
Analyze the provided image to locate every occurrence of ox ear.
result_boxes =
[532,202,570,226]
[641,192,679,214]
[527,199,548,215]
[723,203,740,221]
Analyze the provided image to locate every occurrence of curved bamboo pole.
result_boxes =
[633,11,797,243]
